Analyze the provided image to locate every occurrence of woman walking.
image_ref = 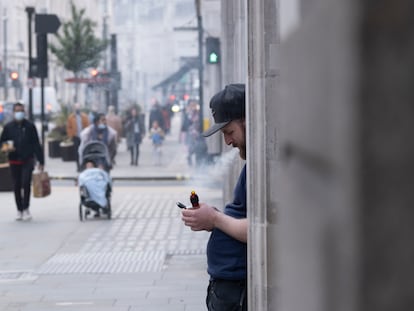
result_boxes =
[124,107,145,166]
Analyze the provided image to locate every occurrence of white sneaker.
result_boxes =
[22,210,32,221]
[16,212,23,221]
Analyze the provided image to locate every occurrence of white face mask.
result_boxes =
[98,124,106,129]
[14,111,25,121]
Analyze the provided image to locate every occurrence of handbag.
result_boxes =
[32,171,51,198]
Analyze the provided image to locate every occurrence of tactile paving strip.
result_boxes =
[0,271,38,282]
[38,250,166,274]
[38,191,214,275]
[79,192,210,255]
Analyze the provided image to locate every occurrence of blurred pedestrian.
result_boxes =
[149,120,164,166]
[193,134,208,167]
[88,104,99,124]
[66,103,89,171]
[79,113,117,168]
[186,100,200,166]
[106,105,123,143]
[181,84,247,310]
[180,106,191,144]
[148,100,164,132]
[124,107,145,166]
[161,105,171,134]
[0,102,44,221]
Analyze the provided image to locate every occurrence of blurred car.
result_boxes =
[0,102,14,125]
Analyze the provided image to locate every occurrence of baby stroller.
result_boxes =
[78,141,112,221]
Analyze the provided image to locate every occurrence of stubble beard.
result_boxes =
[238,143,246,160]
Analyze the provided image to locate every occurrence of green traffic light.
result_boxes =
[209,52,218,63]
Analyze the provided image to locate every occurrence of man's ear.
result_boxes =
[240,118,246,129]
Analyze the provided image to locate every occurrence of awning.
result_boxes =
[152,59,199,90]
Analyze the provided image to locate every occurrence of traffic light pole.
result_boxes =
[25,7,35,121]
[195,0,204,134]
[102,2,110,110]
[34,13,61,161]
[40,77,45,158]
[110,34,119,114]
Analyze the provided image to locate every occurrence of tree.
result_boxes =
[50,1,107,102]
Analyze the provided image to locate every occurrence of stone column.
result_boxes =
[246,0,279,310]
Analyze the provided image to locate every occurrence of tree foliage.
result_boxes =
[49,1,107,75]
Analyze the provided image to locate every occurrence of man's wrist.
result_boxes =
[211,207,220,228]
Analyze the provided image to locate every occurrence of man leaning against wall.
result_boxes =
[181,83,248,311]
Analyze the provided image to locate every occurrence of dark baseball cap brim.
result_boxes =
[202,121,230,137]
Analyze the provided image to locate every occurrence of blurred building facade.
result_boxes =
[112,0,202,112]
[0,0,106,107]
[0,0,221,113]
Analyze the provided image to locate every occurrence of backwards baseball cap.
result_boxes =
[202,83,245,137]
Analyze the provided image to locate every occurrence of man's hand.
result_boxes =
[182,203,248,243]
[181,203,218,232]
[1,143,14,152]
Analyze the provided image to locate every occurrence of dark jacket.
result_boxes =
[207,165,247,280]
[0,119,44,165]
[125,115,146,148]
[149,105,164,131]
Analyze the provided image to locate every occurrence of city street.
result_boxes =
[0,115,226,311]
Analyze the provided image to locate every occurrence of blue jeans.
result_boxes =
[206,279,247,311]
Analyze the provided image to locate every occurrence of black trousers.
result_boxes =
[10,160,34,211]
[130,144,140,165]
[73,136,81,171]
[206,279,247,311]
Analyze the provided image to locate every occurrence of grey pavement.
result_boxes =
[0,115,231,311]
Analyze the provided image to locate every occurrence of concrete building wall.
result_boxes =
[276,0,359,310]
[246,0,414,310]
[358,1,414,309]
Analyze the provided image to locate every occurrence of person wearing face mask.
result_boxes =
[66,103,89,172]
[0,102,44,221]
[78,113,117,167]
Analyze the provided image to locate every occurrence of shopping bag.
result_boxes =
[32,171,51,198]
